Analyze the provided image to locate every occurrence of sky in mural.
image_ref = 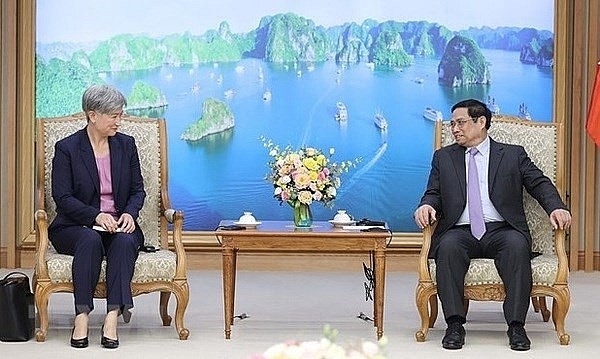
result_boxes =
[37,0,553,43]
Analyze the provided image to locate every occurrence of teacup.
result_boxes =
[238,211,257,224]
[333,210,351,222]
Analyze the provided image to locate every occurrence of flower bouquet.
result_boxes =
[261,137,359,227]
[249,325,387,359]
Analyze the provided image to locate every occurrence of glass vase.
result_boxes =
[292,202,313,227]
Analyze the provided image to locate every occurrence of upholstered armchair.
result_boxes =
[33,113,189,341]
[414,115,570,345]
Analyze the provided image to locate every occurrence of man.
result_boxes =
[414,99,571,351]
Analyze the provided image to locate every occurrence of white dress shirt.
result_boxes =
[456,136,505,225]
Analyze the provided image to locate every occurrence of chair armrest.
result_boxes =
[417,223,437,282]
[34,209,50,280]
[553,228,568,286]
[165,209,187,280]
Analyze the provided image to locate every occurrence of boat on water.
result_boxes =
[422,107,443,122]
[263,89,272,101]
[224,89,235,99]
[518,103,532,120]
[335,102,348,121]
[487,96,500,115]
[374,112,388,130]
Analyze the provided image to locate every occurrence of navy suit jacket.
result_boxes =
[49,127,146,236]
[418,137,567,256]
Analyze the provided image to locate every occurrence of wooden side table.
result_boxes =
[216,220,390,339]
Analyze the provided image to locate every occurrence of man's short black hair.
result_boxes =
[451,99,492,129]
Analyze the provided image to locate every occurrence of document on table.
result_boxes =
[92,225,123,232]
[342,225,386,230]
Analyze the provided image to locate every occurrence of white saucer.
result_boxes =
[328,220,356,228]
[233,221,262,228]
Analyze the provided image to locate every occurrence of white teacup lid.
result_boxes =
[238,211,257,224]
[333,210,351,222]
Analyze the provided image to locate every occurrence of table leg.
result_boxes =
[374,247,386,339]
[222,243,235,339]
[231,249,238,326]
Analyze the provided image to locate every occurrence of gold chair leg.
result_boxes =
[537,296,551,322]
[34,286,50,342]
[428,294,438,328]
[532,296,551,321]
[159,291,172,326]
[551,293,570,345]
[532,296,540,312]
[415,285,435,342]
[172,283,190,340]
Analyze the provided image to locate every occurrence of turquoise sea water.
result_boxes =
[106,49,553,231]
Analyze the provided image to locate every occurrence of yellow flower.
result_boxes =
[316,154,326,166]
[303,157,319,171]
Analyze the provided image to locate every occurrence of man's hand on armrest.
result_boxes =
[414,205,436,229]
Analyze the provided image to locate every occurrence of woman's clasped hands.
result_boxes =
[95,212,135,233]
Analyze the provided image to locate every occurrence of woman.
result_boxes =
[49,84,146,349]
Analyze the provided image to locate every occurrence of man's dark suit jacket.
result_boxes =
[418,137,567,257]
[49,127,146,236]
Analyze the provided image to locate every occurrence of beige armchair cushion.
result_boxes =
[45,248,177,284]
[428,255,559,286]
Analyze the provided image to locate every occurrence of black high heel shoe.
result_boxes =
[101,324,119,349]
[70,327,89,348]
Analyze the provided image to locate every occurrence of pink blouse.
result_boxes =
[95,154,116,215]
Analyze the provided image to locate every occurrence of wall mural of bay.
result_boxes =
[36,0,555,232]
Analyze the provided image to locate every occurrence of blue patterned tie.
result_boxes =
[468,148,485,239]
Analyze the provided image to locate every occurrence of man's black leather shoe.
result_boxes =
[507,324,531,351]
[442,322,465,350]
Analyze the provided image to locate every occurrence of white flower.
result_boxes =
[361,341,380,356]
[253,329,386,358]
[326,186,337,197]
[262,342,288,357]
